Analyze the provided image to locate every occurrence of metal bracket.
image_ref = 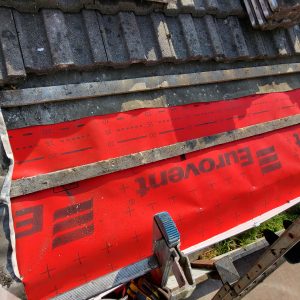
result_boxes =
[214,257,240,285]
[213,215,300,300]
[53,212,195,300]
[153,212,195,298]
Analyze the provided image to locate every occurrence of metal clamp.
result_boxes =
[153,212,195,298]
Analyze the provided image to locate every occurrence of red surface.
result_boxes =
[9,90,300,299]
[9,89,300,179]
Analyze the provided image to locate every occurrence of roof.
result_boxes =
[0,4,300,87]
[1,2,300,300]
[1,0,300,129]
[0,0,244,15]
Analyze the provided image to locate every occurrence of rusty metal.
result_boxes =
[244,0,300,30]
[191,259,215,270]
[213,215,300,300]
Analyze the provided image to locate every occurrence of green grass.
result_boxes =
[200,205,300,259]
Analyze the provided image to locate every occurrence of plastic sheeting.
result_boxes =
[8,90,300,299]
[9,89,300,179]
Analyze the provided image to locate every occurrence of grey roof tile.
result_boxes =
[239,19,269,58]
[56,0,91,12]
[257,29,278,57]
[42,9,75,67]
[203,0,219,14]
[204,15,225,59]
[178,0,195,11]
[64,13,94,66]
[0,53,4,85]
[99,14,130,65]
[0,0,245,17]
[272,29,293,56]
[191,0,206,16]
[151,13,176,60]
[164,15,188,60]
[0,7,300,86]
[82,10,108,64]
[119,12,146,62]
[227,16,250,58]
[13,10,53,71]
[287,25,300,54]
[0,8,25,81]
[135,15,161,62]
[96,13,114,63]
[228,0,244,15]
[193,17,214,59]
[175,0,226,16]
[179,14,202,58]
[216,18,239,59]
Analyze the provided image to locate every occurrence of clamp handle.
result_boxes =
[154,212,180,248]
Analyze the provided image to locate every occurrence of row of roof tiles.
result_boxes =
[0,7,300,86]
[0,0,244,16]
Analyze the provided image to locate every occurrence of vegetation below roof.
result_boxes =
[200,204,300,259]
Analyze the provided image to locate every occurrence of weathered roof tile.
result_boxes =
[164,15,188,60]
[13,10,53,71]
[0,54,4,85]
[151,13,176,60]
[179,14,202,58]
[227,16,250,58]
[42,9,75,67]
[193,17,214,59]
[287,25,300,54]
[119,12,146,62]
[135,15,161,62]
[239,19,269,58]
[0,7,300,86]
[82,10,108,64]
[272,29,293,56]
[204,15,225,59]
[99,14,130,64]
[0,8,25,80]
[0,0,245,17]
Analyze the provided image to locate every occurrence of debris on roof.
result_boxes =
[244,0,300,30]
